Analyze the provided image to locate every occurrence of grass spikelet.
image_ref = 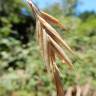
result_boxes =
[38,15,74,54]
[40,11,65,29]
[27,0,74,95]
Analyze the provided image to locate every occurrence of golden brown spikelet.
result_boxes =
[38,15,74,54]
[27,0,74,96]
[41,11,65,29]
[48,35,73,67]
[36,19,40,43]
[48,43,65,96]
[42,29,50,71]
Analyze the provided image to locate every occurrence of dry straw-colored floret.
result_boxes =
[27,0,74,96]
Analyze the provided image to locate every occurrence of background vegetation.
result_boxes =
[0,0,96,96]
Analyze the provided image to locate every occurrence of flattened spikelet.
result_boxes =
[48,35,73,67]
[53,68,65,96]
[41,11,65,29]
[36,20,43,52]
[42,29,50,71]
[36,20,40,42]
[49,45,64,96]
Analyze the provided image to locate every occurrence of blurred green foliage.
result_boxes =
[0,0,96,96]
